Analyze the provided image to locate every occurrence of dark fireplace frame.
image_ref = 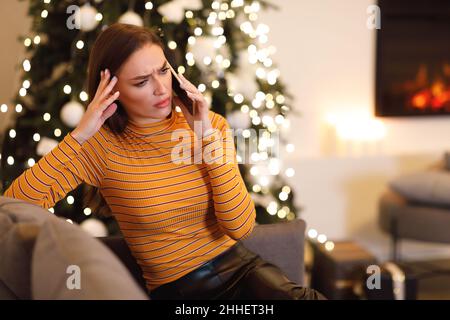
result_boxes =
[375,0,450,117]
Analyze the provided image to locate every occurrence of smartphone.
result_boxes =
[171,68,194,115]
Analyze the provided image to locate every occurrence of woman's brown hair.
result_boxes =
[84,23,164,217]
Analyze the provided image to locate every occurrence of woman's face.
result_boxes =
[113,43,172,125]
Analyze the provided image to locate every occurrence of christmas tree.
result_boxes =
[1,0,301,235]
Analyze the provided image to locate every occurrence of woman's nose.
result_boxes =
[153,76,167,95]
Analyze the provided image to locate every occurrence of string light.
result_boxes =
[277,208,287,219]
[15,104,23,113]
[188,36,196,45]
[43,113,51,121]
[276,94,285,104]
[177,66,185,74]
[203,56,212,65]
[211,80,220,88]
[63,85,71,94]
[33,133,41,142]
[211,1,220,10]
[168,41,177,49]
[76,40,84,49]
[84,208,92,216]
[24,38,32,47]
[185,11,193,19]
[325,241,335,251]
[7,156,14,165]
[285,167,295,177]
[251,116,261,125]
[279,191,288,201]
[9,129,16,138]
[197,84,206,92]
[41,10,48,18]
[145,1,153,10]
[233,94,244,104]
[252,184,261,192]
[19,88,27,97]
[33,35,41,44]
[226,9,235,18]
[23,60,31,72]
[194,27,203,36]
[221,58,230,68]
[54,129,61,137]
[27,158,35,167]
[231,0,244,8]
[67,196,74,205]
[286,144,295,153]
[212,27,224,36]
[1,104,7,113]
[241,105,249,113]
[79,91,88,102]
[317,234,327,244]
[267,201,278,215]
[281,186,291,193]
[95,13,103,21]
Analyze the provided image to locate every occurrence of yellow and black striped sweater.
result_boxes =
[3,107,256,291]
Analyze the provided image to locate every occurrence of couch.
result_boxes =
[0,195,306,299]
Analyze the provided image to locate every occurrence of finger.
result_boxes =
[93,69,110,101]
[99,75,118,101]
[100,91,120,111]
[185,90,204,103]
[100,103,117,123]
[179,74,198,92]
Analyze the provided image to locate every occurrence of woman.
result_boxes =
[4,23,324,300]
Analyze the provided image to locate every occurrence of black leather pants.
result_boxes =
[149,242,326,300]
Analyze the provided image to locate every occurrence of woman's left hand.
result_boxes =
[174,73,213,138]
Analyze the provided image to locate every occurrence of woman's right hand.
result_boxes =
[71,69,120,144]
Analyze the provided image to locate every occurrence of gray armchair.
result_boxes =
[379,189,450,261]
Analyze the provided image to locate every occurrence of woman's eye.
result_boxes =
[161,67,169,74]
[135,80,147,87]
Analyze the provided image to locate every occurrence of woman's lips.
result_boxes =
[154,97,170,108]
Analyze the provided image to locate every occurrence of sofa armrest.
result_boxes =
[242,219,306,286]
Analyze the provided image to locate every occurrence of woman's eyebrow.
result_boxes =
[130,61,168,80]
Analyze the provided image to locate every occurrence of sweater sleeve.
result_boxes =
[201,113,256,240]
[3,128,109,209]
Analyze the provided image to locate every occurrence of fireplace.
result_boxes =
[375,0,450,117]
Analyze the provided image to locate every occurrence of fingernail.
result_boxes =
[112,76,117,81]
[106,69,109,75]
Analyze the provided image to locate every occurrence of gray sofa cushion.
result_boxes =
[0,196,149,300]
[389,171,450,207]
